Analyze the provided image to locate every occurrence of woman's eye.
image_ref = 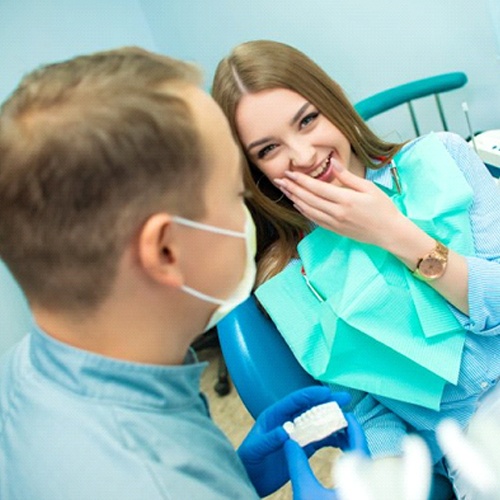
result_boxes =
[300,111,319,129]
[257,144,276,159]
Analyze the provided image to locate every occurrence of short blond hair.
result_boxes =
[0,47,205,311]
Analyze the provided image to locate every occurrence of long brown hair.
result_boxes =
[212,40,403,285]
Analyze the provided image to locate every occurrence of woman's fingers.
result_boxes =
[284,162,369,192]
[274,176,346,210]
[274,166,373,211]
[274,168,399,245]
[274,175,356,229]
[277,186,344,229]
[292,199,339,229]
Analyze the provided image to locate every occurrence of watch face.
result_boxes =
[419,257,445,279]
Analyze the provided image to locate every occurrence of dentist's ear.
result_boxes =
[137,213,184,287]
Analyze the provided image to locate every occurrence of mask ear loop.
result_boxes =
[256,175,285,203]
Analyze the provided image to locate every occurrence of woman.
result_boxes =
[212,40,500,497]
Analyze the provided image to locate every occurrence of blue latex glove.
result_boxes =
[284,440,338,500]
[317,412,370,456]
[284,413,369,500]
[237,386,351,497]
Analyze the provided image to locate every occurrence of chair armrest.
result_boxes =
[217,295,319,419]
[355,72,468,120]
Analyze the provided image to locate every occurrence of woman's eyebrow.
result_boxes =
[246,101,312,153]
[247,136,272,152]
[290,101,311,126]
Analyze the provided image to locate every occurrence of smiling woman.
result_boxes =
[235,88,365,185]
[213,40,402,286]
[212,39,500,499]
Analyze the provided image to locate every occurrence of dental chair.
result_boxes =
[217,71,478,418]
[218,295,318,418]
[354,71,468,134]
[191,327,231,396]
[217,74,475,499]
[217,71,498,409]
[355,71,498,180]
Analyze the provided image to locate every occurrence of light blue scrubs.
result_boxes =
[0,327,258,500]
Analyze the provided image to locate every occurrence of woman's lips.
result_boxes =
[311,152,335,183]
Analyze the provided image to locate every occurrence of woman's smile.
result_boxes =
[235,88,356,185]
[308,151,334,182]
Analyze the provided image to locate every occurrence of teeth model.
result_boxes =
[283,401,348,447]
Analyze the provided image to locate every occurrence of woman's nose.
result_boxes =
[289,143,316,170]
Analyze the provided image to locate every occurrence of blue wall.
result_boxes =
[0,0,159,352]
[0,0,157,103]
[2,1,499,137]
[138,0,500,141]
[0,0,499,352]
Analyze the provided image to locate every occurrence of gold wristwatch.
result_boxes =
[412,240,449,281]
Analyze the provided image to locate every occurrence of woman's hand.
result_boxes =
[274,160,470,314]
[274,161,405,249]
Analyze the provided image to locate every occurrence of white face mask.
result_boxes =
[172,207,257,332]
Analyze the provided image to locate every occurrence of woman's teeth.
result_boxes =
[310,154,332,178]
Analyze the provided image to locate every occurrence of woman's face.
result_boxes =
[235,88,363,187]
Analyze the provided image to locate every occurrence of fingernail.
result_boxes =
[331,159,344,172]
[274,179,291,196]
[284,171,298,180]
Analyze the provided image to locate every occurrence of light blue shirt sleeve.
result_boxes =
[344,133,500,464]
[325,384,408,459]
[438,132,500,335]
[351,393,408,458]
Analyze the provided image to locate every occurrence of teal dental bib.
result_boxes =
[255,134,474,410]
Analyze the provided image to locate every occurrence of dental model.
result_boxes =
[283,401,348,447]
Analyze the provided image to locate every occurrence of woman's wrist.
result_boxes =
[381,217,436,270]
